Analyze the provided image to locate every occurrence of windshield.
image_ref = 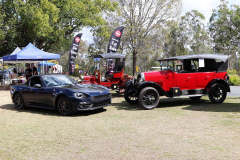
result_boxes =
[159,61,174,71]
[42,75,76,87]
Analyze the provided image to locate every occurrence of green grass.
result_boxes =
[1,92,240,159]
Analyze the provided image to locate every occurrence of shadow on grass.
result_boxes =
[0,103,107,117]
[111,97,240,112]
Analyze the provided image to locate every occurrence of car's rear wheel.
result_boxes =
[208,83,227,103]
[13,93,25,110]
[124,85,138,104]
[189,96,202,100]
[138,87,159,110]
[57,96,73,116]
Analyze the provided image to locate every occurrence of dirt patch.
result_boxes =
[1,91,240,159]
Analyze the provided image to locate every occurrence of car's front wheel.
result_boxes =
[124,85,138,104]
[138,87,160,110]
[57,96,73,116]
[13,93,25,110]
[208,83,227,103]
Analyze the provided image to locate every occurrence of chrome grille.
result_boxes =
[91,93,111,101]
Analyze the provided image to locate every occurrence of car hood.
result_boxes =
[144,70,173,81]
[55,83,109,94]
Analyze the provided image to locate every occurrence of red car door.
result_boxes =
[196,72,215,88]
[176,73,197,90]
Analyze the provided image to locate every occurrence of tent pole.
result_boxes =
[6,63,7,88]
[17,60,18,84]
[42,61,44,74]
[3,61,4,89]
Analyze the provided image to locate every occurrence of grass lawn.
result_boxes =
[0,90,240,159]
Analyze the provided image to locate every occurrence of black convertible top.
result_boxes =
[158,54,229,62]
[94,53,126,59]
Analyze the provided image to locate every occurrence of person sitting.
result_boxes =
[25,64,32,80]
[108,67,114,74]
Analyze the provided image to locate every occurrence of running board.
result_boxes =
[172,94,206,98]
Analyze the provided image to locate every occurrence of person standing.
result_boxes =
[25,64,32,80]
[31,63,38,75]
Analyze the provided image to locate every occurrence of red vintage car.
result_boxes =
[124,54,230,109]
[80,53,130,93]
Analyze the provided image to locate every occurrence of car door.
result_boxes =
[196,59,218,88]
[175,59,197,90]
[176,73,196,90]
[27,76,50,107]
[196,72,215,88]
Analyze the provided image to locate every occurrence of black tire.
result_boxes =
[138,87,160,110]
[124,85,138,104]
[57,96,73,116]
[13,93,25,110]
[208,83,227,103]
[189,96,202,100]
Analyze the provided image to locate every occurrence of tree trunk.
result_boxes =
[132,49,137,77]
[38,41,44,49]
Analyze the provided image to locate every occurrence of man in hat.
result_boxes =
[25,63,32,80]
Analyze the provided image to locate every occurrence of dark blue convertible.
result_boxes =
[10,74,111,116]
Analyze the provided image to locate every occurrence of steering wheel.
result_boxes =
[180,70,188,73]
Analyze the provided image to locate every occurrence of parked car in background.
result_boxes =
[10,74,111,116]
[124,54,230,109]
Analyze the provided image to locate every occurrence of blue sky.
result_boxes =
[80,0,240,44]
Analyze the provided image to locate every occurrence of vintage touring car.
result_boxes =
[124,54,230,109]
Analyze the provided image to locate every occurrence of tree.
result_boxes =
[107,0,182,76]
[0,0,117,56]
[209,0,240,68]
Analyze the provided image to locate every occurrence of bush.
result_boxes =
[229,74,240,86]
[228,69,238,75]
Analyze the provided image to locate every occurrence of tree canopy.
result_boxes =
[0,0,117,56]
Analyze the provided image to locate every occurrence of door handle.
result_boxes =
[207,76,210,78]
[188,77,191,79]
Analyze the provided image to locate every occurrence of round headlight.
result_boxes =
[80,75,84,80]
[74,92,88,99]
[141,73,145,82]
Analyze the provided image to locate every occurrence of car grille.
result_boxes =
[92,101,111,108]
[91,93,111,101]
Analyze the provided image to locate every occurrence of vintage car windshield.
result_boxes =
[42,75,76,87]
[159,61,174,71]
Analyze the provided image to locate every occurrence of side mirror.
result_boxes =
[34,84,41,88]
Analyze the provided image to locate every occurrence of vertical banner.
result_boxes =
[107,27,124,70]
[107,26,124,53]
[69,33,82,75]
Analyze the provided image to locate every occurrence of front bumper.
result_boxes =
[69,96,111,112]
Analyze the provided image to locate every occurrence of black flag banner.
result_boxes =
[69,33,82,75]
[107,26,124,53]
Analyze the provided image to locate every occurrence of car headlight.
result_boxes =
[74,92,88,99]
[80,75,84,80]
[141,73,145,82]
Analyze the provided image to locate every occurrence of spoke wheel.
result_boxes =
[189,96,202,100]
[208,83,227,103]
[14,93,25,110]
[139,87,159,110]
[57,96,72,116]
[124,85,138,104]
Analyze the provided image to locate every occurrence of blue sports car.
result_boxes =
[10,74,111,116]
